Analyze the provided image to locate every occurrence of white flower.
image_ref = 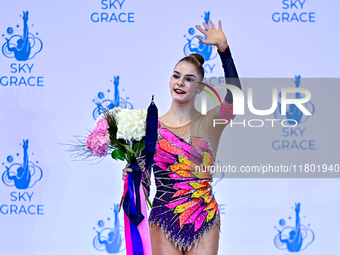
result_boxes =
[95,107,122,125]
[116,109,147,141]
[109,107,123,120]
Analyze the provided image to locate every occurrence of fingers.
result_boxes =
[122,172,128,181]
[218,20,222,30]
[122,167,133,181]
[122,167,133,174]
[196,36,207,44]
[202,22,211,31]
[195,25,207,35]
[209,20,216,30]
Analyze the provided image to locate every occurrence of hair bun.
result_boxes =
[190,54,205,66]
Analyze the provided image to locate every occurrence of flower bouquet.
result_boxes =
[68,96,158,255]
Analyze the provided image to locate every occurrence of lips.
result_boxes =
[174,89,186,94]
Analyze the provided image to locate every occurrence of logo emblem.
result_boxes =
[93,204,125,253]
[2,140,43,189]
[93,76,134,120]
[183,12,218,62]
[274,203,315,251]
[274,76,315,125]
[2,11,43,61]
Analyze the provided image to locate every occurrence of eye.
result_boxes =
[186,78,194,82]
[172,74,180,79]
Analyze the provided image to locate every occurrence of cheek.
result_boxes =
[189,83,198,93]
[169,77,175,88]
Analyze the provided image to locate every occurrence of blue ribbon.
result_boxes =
[123,157,144,225]
[123,96,158,228]
[144,95,158,170]
[127,173,144,255]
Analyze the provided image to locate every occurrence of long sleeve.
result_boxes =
[208,46,242,136]
[218,46,242,104]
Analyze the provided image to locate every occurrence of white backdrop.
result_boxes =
[1,0,340,254]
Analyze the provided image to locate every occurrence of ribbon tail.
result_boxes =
[123,175,134,254]
[123,173,145,254]
[138,181,153,254]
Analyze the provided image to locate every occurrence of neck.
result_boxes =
[166,98,201,126]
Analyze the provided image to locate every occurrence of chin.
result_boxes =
[173,95,193,104]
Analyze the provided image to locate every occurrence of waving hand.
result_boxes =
[195,20,229,51]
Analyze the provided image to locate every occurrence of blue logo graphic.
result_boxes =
[2,11,43,61]
[183,12,218,63]
[2,140,43,189]
[274,76,315,125]
[274,203,315,252]
[93,204,125,253]
[93,76,134,120]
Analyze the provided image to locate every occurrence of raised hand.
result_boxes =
[195,20,229,51]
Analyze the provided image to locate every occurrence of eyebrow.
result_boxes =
[173,71,196,78]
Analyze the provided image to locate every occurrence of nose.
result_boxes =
[177,77,185,87]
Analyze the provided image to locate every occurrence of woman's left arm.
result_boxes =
[196,20,242,136]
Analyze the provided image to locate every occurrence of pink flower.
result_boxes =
[86,131,110,157]
[157,119,162,134]
[95,118,110,133]
[86,118,110,157]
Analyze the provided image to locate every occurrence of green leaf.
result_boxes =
[121,144,135,154]
[111,149,126,161]
[136,139,146,155]
[126,153,131,163]
[155,148,157,155]
[133,140,139,152]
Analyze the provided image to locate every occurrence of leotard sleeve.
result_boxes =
[206,46,242,137]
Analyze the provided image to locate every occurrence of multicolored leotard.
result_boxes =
[141,46,241,251]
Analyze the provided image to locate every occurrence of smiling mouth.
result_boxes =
[174,89,186,94]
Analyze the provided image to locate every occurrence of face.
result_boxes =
[169,61,203,103]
